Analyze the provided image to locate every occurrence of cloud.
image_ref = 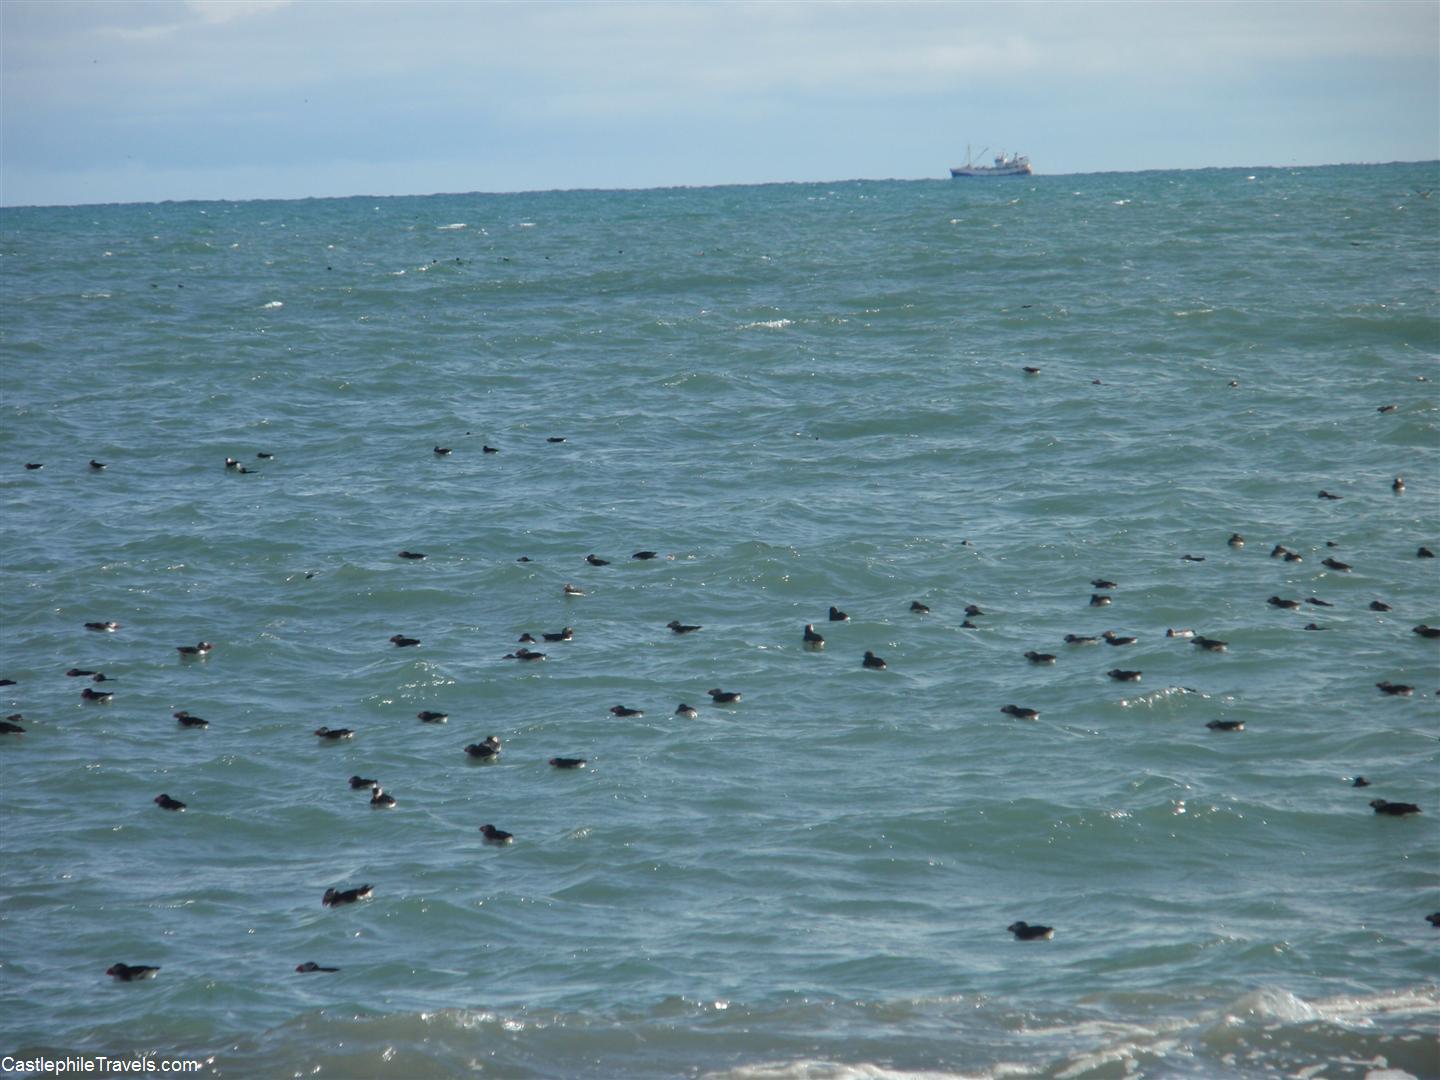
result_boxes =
[185,0,292,24]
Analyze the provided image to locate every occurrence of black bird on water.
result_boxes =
[322,884,373,906]
[107,964,160,981]
[1007,921,1054,941]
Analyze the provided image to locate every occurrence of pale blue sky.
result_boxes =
[2,0,1436,206]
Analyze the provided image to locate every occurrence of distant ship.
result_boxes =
[950,146,1032,178]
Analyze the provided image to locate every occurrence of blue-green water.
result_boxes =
[1,165,1438,1079]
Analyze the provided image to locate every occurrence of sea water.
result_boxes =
[1,164,1438,1079]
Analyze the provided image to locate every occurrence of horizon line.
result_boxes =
[3,159,1436,212]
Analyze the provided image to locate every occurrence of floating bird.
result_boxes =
[1352,777,1371,788]
[256,452,274,459]
[1412,625,1440,639]
[1318,490,1342,500]
[296,962,339,973]
[0,718,25,734]
[348,775,378,789]
[24,463,42,470]
[964,604,985,617]
[1283,552,1304,562]
[322,884,373,906]
[483,445,499,453]
[549,757,588,769]
[1024,651,1056,664]
[610,705,643,717]
[1393,476,1405,492]
[397,551,427,560]
[541,627,574,643]
[85,621,120,632]
[176,642,213,656]
[464,736,502,760]
[1270,544,1293,559]
[1268,597,1301,610]
[862,651,887,670]
[89,460,107,470]
[1007,921,1054,941]
[479,824,514,844]
[1001,705,1039,720]
[633,551,658,560]
[174,711,208,728]
[81,687,113,702]
[674,703,699,718]
[563,583,586,596]
[65,668,97,677]
[106,964,160,981]
[1419,547,1436,559]
[1192,636,1228,652]
[547,436,566,443]
[0,678,14,687]
[1206,720,1245,732]
[1022,366,1041,374]
[803,624,825,649]
[1426,913,1440,928]
[433,446,451,455]
[1091,579,1117,590]
[828,606,850,622]
[1103,631,1137,646]
[417,711,448,723]
[910,601,930,614]
[1303,623,1328,631]
[1370,600,1392,612]
[503,648,546,661]
[586,554,610,566]
[1089,594,1112,607]
[667,619,702,634]
[1370,799,1422,816]
[154,793,186,811]
[314,727,354,740]
[1376,681,1413,696]
[707,688,742,703]
[1377,404,1398,414]
[1322,557,1351,572]
[369,785,396,808]
[1108,669,1141,682]
[389,634,420,647]
[517,633,537,643]
[1306,598,1333,607]
[1228,533,1245,547]
[1065,634,1100,645]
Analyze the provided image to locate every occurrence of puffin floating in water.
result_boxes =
[464,736,502,760]
[322,884,373,906]
[107,963,160,981]
[1007,921,1054,941]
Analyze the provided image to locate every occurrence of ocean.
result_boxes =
[1,163,1437,1079]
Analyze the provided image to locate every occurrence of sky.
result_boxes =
[1,0,1437,207]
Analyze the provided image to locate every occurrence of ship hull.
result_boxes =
[950,164,1033,178]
